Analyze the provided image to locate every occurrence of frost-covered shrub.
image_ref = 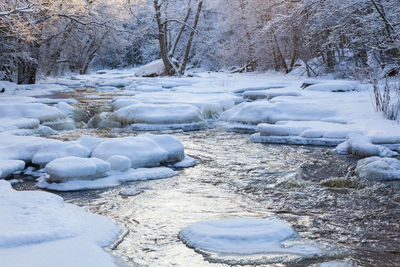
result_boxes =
[373,79,400,121]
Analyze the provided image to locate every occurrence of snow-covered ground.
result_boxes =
[1,68,399,266]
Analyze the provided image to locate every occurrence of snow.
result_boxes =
[338,134,399,157]
[38,167,175,191]
[179,217,337,264]
[172,155,198,168]
[0,180,120,267]
[0,160,25,178]
[44,156,111,183]
[135,59,165,77]
[356,157,400,181]
[92,134,184,168]
[107,155,131,171]
[243,89,301,101]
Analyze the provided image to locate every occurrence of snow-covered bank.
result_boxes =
[0,180,120,267]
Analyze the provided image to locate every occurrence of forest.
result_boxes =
[1,0,400,83]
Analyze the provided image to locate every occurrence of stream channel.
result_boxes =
[14,87,400,266]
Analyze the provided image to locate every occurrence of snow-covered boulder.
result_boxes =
[92,134,184,168]
[45,156,111,183]
[179,218,337,265]
[135,59,165,77]
[356,157,400,181]
[0,103,65,122]
[111,103,204,126]
[337,133,398,157]
[106,155,131,172]
[0,160,25,178]
[32,143,90,166]
[0,81,17,95]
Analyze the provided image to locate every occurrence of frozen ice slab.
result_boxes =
[179,218,343,265]
[356,157,400,181]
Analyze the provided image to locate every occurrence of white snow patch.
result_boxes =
[32,143,90,166]
[107,155,131,172]
[0,103,65,122]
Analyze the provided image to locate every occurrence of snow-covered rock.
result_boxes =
[92,134,184,168]
[356,157,400,181]
[0,103,65,122]
[243,89,300,101]
[338,133,398,157]
[45,156,111,183]
[32,143,90,166]
[111,103,205,126]
[0,180,120,267]
[106,155,131,172]
[179,218,338,264]
[0,118,39,133]
[0,160,25,178]
[135,59,165,77]
[38,167,175,191]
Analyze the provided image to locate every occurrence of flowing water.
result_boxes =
[14,87,400,266]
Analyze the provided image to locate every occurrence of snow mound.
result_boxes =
[0,103,65,122]
[179,218,340,265]
[202,99,236,119]
[87,112,122,129]
[111,103,205,126]
[32,143,90,166]
[0,81,17,95]
[111,97,142,110]
[356,157,400,181]
[135,59,165,77]
[0,160,25,178]
[106,155,131,172]
[0,180,120,267]
[92,134,184,168]
[45,156,110,183]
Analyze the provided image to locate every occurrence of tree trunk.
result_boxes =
[179,0,203,75]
